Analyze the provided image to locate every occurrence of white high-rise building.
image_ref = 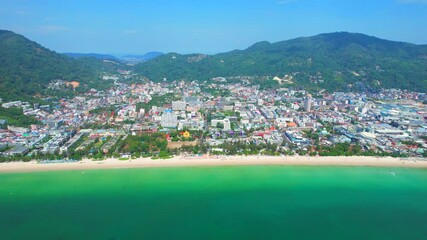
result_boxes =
[172,101,186,111]
[303,95,312,112]
[223,119,231,131]
[161,110,178,128]
[211,118,232,131]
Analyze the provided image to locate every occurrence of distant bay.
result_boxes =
[1,166,427,240]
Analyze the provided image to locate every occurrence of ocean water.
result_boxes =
[0,166,427,240]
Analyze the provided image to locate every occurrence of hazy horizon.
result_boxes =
[1,0,427,54]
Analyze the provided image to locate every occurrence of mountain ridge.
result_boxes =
[136,32,427,92]
[0,30,120,101]
[1,30,426,101]
[63,53,118,61]
[62,52,164,63]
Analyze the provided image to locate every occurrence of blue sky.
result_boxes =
[1,0,427,54]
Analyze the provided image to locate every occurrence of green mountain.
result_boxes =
[0,30,119,102]
[136,32,427,92]
[1,30,426,100]
[63,52,118,61]
[121,52,164,63]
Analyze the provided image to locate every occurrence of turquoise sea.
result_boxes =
[1,166,427,240]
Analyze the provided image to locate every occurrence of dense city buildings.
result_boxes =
[1,72,426,160]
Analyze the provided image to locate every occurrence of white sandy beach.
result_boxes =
[0,155,426,173]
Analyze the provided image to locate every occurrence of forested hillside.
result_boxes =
[136,32,427,92]
[0,30,120,101]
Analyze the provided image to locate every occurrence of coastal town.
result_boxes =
[4,1,427,239]
[1,71,427,162]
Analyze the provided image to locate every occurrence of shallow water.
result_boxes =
[1,166,427,240]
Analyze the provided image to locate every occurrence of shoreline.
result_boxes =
[0,155,426,173]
